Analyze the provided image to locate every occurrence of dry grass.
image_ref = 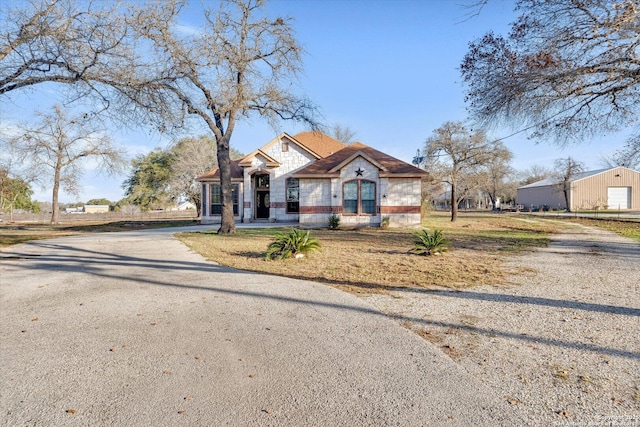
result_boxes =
[0,220,198,248]
[177,212,558,293]
[559,217,640,242]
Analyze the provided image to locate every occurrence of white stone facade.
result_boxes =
[198,133,427,228]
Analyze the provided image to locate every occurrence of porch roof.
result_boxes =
[196,160,244,181]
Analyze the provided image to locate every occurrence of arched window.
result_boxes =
[343,180,376,215]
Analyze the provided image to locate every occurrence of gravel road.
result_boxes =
[0,227,524,426]
[366,220,640,426]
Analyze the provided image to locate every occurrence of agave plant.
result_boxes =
[265,229,321,260]
[410,229,449,256]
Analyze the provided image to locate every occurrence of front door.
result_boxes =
[254,173,270,219]
[256,191,270,218]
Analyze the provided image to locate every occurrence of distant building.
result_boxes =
[517,166,640,211]
[84,205,110,213]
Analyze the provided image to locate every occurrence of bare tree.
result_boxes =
[168,135,243,216]
[0,0,130,101]
[601,136,640,170]
[424,121,497,221]
[330,124,358,145]
[553,157,585,212]
[475,143,513,209]
[105,0,318,234]
[460,0,640,144]
[5,105,126,223]
[519,165,553,186]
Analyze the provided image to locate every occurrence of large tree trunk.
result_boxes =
[450,182,458,222]
[563,188,571,212]
[51,161,62,224]
[216,136,236,234]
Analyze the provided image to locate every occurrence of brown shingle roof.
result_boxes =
[292,131,346,158]
[196,160,244,181]
[292,142,429,178]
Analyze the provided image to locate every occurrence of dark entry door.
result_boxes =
[256,191,270,218]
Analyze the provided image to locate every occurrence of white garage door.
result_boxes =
[607,187,631,209]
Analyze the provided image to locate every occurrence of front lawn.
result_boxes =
[176,212,558,293]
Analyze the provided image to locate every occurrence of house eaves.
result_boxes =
[328,151,388,173]
[238,149,280,168]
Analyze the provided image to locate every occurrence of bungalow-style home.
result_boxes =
[196,132,428,227]
[517,166,640,211]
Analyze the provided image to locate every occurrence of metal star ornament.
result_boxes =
[355,168,364,176]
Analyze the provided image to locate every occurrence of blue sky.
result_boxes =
[1,0,630,203]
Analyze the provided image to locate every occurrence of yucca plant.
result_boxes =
[410,229,449,256]
[328,214,341,229]
[265,229,321,260]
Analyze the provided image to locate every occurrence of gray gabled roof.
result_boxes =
[518,168,610,189]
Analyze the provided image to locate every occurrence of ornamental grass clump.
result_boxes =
[265,229,321,260]
[410,229,449,256]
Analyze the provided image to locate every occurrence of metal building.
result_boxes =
[517,167,640,211]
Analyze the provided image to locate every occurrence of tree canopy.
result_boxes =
[122,137,244,212]
[0,0,130,101]
[5,105,126,223]
[122,149,176,211]
[460,0,640,144]
[2,0,318,231]
[168,136,243,216]
[424,121,502,221]
[111,0,318,233]
[0,168,40,217]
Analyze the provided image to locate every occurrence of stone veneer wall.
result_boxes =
[380,178,423,226]
[298,178,332,226]
[337,157,381,227]
[243,136,316,222]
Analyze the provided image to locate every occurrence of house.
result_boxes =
[516,166,640,211]
[196,132,429,227]
[169,201,197,211]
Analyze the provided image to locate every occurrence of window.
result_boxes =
[344,181,358,214]
[256,174,269,188]
[361,181,376,214]
[282,141,289,152]
[210,184,239,216]
[286,178,299,213]
[343,180,376,215]
[202,184,208,216]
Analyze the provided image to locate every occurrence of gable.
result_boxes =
[292,142,429,178]
[238,149,280,168]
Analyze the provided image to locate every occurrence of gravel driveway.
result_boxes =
[366,220,640,425]
[0,227,524,426]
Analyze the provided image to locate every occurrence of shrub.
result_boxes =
[328,214,340,229]
[265,229,321,260]
[410,229,449,256]
[380,216,390,229]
